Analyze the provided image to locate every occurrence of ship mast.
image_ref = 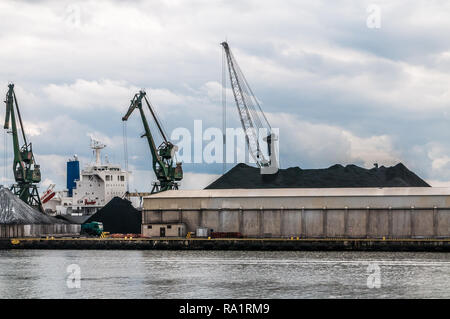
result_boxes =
[91,138,106,166]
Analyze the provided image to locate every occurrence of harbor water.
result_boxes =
[0,250,448,298]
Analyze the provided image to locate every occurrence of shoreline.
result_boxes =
[1,237,449,252]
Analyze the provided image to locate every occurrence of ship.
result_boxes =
[43,139,129,216]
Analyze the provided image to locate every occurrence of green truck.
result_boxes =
[81,222,104,236]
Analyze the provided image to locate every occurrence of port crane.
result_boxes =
[3,83,44,212]
[122,90,183,194]
[221,41,278,174]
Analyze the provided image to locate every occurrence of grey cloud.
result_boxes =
[1,0,450,189]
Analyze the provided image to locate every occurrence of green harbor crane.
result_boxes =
[3,83,43,212]
[122,90,182,194]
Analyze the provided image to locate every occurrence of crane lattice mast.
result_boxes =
[221,41,278,173]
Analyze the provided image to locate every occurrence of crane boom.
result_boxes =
[122,90,182,193]
[221,42,278,174]
[3,83,43,212]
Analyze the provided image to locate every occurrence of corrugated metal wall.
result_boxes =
[142,208,450,238]
[0,224,80,238]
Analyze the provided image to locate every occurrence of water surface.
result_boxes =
[0,250,448,298]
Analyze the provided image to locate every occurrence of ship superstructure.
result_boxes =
[43,139,128,215]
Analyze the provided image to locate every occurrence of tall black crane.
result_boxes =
[221,41,278,174]
[122,90,183,193]
[3,83,43,212]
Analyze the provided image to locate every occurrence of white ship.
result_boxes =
[43,139,129,216]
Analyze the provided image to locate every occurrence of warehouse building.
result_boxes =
[142,188,450,238]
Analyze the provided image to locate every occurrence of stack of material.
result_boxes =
[205,163,430,189]
[0,187,80,238]
[85,197,141,234]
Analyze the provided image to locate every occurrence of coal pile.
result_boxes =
[0,187,66,224]
[85,197,141,234]
[205,163,430,189]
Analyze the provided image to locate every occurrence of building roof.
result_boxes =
[143,187,450,210]
[145,187,450,199]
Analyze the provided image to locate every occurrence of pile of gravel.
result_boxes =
[0,187,66,224]
[205,163,430,189]
[85,197,141,234]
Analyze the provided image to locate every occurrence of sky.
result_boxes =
[1,0,450,191]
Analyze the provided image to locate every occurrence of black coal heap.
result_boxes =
[85,197,141,234]
[205,163,430,189]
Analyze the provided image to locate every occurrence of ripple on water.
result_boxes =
[0,250,448,298]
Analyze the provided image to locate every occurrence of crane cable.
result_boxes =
[122,121,129,192]
[144,95,168,143]
[229,49,270,132]
[12,91,28,147]
[237,60,271,130]
[143,94,180,163]
[3,128,7,184]
[222,47,227,174]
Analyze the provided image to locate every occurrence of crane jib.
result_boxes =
[221,41,277,171]
[122,90,183,194]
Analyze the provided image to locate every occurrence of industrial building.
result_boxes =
[142,223,186,237]
[142,188,450,239]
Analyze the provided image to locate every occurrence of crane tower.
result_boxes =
[122,90,183,193]
[3,83,43,212]
[221,41,278,174]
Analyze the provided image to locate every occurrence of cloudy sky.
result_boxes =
[1,0,450,191]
